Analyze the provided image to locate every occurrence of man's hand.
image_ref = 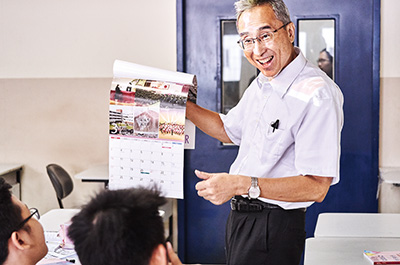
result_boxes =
[167,242,182,265]
[195,170,246,205]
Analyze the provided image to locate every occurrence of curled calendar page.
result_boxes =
[109,60,197,199]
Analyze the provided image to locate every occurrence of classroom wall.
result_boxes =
[0,0,177,78]
[380,0,400,167]
[0,0,176,213]
[378,0,400,212]
[1,0,399,213]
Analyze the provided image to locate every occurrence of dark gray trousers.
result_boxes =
[225,207,306,265]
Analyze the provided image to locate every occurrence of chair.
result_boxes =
[46,164,74,208]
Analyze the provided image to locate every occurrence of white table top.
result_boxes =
[314,213,400,238]
[379,167,400,183]
[40,209,81,232]
[39,208,166,231]
[74,164,108,181]
[304,237,400,265]
[0,163,23,175]
[39,209,82,265]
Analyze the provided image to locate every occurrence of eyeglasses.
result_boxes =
[13,208,40,232]
[237,22,291,51]
[317,58,330,63]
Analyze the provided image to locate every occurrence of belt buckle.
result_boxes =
[231,198,249,211]
[230,197,237,211]
[231,197,264,212]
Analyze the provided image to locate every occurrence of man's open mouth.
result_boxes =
[257,55,273,65]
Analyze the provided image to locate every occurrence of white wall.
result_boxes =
[380,0,400,167]
[381,0,400,78]
[0,0,176,78]
[0,0,176,213]
[379,0,400,212]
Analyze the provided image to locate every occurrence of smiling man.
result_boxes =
[185,0,344,264]
[0,178,48,265]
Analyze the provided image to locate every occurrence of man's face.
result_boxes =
[237,4,296,78]
[318,51,332,75]
[11,196,48,260]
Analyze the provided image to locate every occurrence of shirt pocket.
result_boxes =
[259,127,286,162]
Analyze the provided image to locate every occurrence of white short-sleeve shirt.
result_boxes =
[220,48,344,209]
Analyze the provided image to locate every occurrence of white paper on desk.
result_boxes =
[109,60,198,199]
[37,258,74,265]
[44,231,61,244]
[46,246,77,260]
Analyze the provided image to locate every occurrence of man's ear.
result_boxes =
[149,244,168,265]
[287,22,296,43]
[9,231,29,251]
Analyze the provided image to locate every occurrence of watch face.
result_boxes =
[249,187,260,199]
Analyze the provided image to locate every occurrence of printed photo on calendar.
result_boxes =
[108,60,197,199]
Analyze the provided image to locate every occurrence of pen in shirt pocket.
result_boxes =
[270,119,279,133]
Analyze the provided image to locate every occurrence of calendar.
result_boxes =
[108,60,197,198]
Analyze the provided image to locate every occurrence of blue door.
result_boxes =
[177,0,380,263]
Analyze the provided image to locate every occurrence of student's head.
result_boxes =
[0,178,47,265]
[234,0,296,78]
[318,48,333,78]
[68,187,167,265]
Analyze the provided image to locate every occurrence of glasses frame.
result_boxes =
[317,58,330,63]
[13,208,40,232]
[237,22,291,51]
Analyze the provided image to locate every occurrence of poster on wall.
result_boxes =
[109,60,197,199]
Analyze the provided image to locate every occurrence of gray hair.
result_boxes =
[234,0,291,24]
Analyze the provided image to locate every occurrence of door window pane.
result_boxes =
[221,20,257,114]
[298,19,335,80]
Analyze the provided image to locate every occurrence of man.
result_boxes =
[67,187,183,265]
[0,178,48,265]
[318,48,334,79]
[186,0,344,264]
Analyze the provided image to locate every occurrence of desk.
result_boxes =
[304,237,400,265]
[314,213,400,238]
[74,164,108,188]
[0,163,23,199]
[39,209,81,265]
[379,167,400,213]
[40,209,81,232]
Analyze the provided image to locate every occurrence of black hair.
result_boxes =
[0,178,24,265]
[68,187,167,265]
[321,48,333,63]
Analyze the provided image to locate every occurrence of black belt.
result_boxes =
[230,196,306,212]
[230,196,280,212]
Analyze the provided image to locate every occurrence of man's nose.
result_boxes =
[253,40,266,55]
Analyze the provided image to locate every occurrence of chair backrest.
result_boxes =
[46,164,74,208]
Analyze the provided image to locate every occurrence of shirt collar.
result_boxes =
[256,47,307,98]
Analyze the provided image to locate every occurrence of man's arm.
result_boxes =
[186,101,232,143]
[194,170,333,205]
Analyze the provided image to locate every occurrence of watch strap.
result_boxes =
[251,177,258,188]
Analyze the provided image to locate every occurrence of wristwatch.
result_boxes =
[248,177,261,199]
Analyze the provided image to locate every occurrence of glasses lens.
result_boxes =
[238,39,254,51]
[243,42,253,51]
[238,33,275,51]
[30,208,40,220]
